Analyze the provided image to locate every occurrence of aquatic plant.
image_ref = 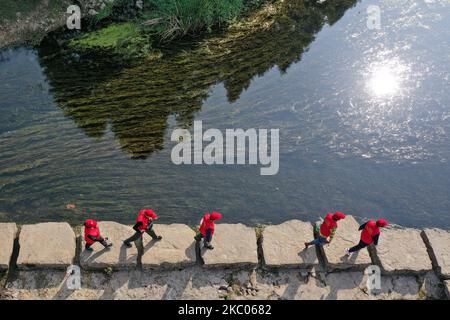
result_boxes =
[43,0,358,159]
[70,0,262,56]
[69,22,151,57]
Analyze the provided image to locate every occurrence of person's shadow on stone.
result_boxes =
[185,241,197,263]
[159,241,197,300]
[83,246,112,264]
[324,271,365,300]
[298,246,316,263]
[340,250,360,264]
[52,272,75,300]
[119,244,136,265]
[196,240,208,264]
[142,239,158,254]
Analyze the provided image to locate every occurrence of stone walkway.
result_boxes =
[0,216,449,299]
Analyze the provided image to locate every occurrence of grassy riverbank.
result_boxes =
[69,0,271,57]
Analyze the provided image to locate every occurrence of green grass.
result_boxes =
[141,0,245,40]
[69,22,151,57]
[68,0,269,57]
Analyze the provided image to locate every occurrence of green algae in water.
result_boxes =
[69,22,152,57]
[49,0,335,159]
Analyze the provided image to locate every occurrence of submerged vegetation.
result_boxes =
[69,22,151,57]
[41,0,359,159]
[69,0,269,56]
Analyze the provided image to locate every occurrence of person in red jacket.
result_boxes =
[194,211,222,250]
[345,219,389,256]
[304,211,346,249]
[123,209,162,248]
[84,219,112,251]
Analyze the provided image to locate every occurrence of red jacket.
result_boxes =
[361,220,380,244]
[320,213,337,237]
[199,212,222,237]
[136,209,157,231]
[84,220,100,245]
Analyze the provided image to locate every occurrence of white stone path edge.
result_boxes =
[0,217,449,291]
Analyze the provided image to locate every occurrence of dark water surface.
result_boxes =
[1,0,449,227]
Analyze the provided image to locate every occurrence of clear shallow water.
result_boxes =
[0,0,449,228]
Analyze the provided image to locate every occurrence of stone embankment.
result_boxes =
[0,216,449,300]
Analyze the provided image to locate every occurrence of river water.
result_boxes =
[1,0,449,228]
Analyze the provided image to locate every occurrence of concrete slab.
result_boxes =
[141,224,197,270]
[261,220,318,268]
[374,228,432,274]
[322,216,372,270]
[201,224,258,268]
[17,223,75,269]
[0,223,17,270]
[80,221,138,270]
[422,228,450,279]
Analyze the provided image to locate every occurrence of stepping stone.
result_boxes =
[0,223,17,270]
[261,220,318,268]
[445,281,450,300]
[200,224,258,268]
[373,228,432,274]
[322,216,372,270]
[422,228,450,279]
[17,222,76,269]
[80,221,138,270]
[141,224,197,270]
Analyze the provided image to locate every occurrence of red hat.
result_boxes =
[84,219,97,228]
[376,219,388,227]
[333,211,346,220]
[210,211,222,221]
[141,209,158,220]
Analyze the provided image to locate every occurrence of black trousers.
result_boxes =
[349,240,369,253]
[194,228,213,243]
[124,226,158,244]
[85,237,108,249]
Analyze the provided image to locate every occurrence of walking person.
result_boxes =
[304,211,346,249]
[345,219,388,256]
[194,211,222,250]
[123,209,162,248]
[84,219,112,251]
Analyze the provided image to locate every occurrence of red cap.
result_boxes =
[376,219,388,227]
[210,211,222,221]
[141,209,158,220]
[84,219,97,228]
[333,211,346,220]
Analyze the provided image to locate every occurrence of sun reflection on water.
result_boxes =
[366,59,410,99]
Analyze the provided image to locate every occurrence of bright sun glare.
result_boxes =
[369,66,400,96]
[366,59,408,98]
